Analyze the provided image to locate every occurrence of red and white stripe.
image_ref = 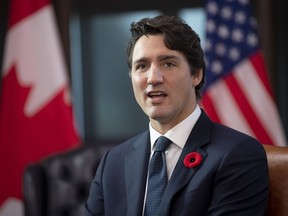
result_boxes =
[201,52,286,147]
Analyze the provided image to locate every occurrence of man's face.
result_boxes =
[130,34,202,133]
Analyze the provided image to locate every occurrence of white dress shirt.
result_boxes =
[142,105,201,215]
[149,105,201,179]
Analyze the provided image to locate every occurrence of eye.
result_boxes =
[135,63,149,72]
[163,61,176,68]
[137,64,146,70]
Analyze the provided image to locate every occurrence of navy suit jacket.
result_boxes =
[85,111,269,216]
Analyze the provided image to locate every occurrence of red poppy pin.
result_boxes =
[184,152,202,168]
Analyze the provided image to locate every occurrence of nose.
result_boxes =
[147,64,163,86]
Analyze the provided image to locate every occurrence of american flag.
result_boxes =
[200,0,287,146]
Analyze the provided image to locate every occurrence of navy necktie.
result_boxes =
[144,136,172,216]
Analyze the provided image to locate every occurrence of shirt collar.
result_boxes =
[149,105,201,151]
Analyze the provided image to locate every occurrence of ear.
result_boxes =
[192,69,203,87]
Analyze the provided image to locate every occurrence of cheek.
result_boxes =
[131,76,146,100]
[132,75,146,90]
[173,77,194,100]
[173,75,193,91]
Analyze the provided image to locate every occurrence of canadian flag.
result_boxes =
[0,0,80,215]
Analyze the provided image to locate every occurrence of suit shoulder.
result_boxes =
[107,131,149,154]
[209,122,265,156]
[212,122,259,143]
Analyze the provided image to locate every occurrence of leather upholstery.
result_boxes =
[23,145,106,216]
[263,144,288,216]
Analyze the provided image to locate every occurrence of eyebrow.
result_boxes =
[133,54,181,65]
[133,57,149,65]
[158,55,181,61]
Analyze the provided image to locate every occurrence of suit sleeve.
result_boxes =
[84,151,109,216]
[207,138,269,216]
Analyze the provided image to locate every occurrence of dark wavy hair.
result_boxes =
[126,15,206,98]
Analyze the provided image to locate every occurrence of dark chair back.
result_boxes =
[23,145,106,216]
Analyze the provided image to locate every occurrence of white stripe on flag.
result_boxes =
[207,79,255,137]
[234,59,286,146]
[3,5,67,117]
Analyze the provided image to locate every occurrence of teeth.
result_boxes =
[150,92,163,96]
[148,91,165,96]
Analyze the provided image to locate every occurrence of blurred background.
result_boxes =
[62,0,288,146]
[1,0,287,146]
[0,0,287,215]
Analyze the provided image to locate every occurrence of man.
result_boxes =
[85,15,269,216]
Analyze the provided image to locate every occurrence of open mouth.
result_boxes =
[147,91,167,98]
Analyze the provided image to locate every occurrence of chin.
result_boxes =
[148,113,168,123]
[145,107,170,120]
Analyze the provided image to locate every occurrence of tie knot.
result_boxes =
[154,136,171,152]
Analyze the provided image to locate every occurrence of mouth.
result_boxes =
[147,90,167,97]
[147,91,167,103]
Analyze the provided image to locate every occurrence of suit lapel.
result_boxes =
[125,132,150,216]
[159,111,212,215]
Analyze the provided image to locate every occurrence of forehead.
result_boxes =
[132,34,184,63]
